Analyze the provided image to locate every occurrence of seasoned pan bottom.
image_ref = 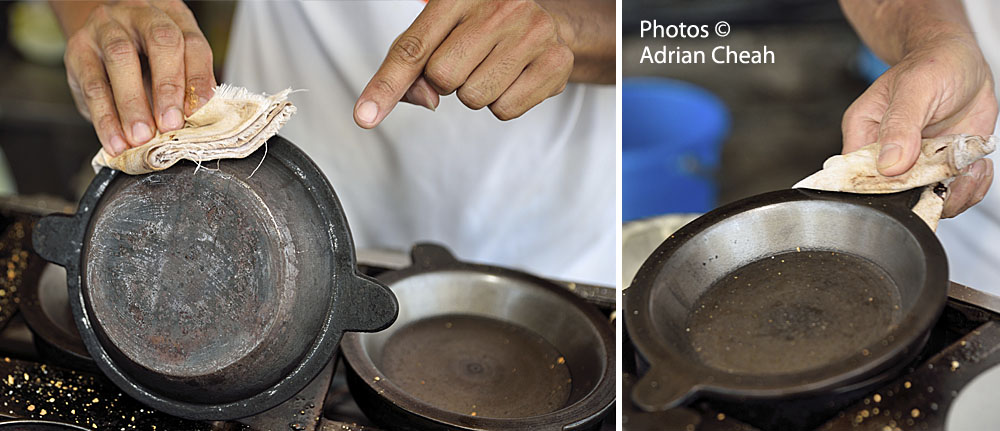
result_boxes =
[380,313,571,418]
[687,250,902,375]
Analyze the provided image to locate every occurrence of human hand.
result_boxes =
[842,34,998,217]
[354,0,575,128]
[61,0,216,156]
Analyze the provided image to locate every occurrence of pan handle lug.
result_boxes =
[630,366,699,412]
[338,274,399,333]
[409,242,459,267]
[32,213,84,268]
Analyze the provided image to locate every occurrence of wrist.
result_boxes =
[535,0,614,84]
[535,1,577,52]
[902,23,977,58]
[49,1,107,39]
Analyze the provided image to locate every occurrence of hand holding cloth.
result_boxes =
[794,134,996,230]
[91,84,296,175]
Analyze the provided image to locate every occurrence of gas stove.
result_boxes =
[0,202,616,431]
[623,281,1000,431]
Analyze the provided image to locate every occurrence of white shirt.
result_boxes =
[224,1,615,284]
[935,0,1000,295]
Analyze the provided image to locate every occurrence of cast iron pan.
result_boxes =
[19,261,95,371]
[0,421,89,430]
[341,243,615,431]
[31,136,398,420]
[624,188,948,411]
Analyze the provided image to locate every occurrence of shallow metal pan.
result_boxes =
[625,188,948,411]
[342,243,615,430]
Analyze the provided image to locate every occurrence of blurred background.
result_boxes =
[620,0,893,284]
[0,1,235,206]
[622,0,887,222]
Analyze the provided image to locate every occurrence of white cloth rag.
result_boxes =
[794,134,997,230]
[91,84,296,175]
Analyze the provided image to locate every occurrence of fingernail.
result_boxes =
[971,159,987,179]
[162,107,184,130]
[110,135,127,155]
[424,87,439,111]
[357,100,378,124]
[132,122,153,144]
[405,86,437,111]
[877,143,902,170]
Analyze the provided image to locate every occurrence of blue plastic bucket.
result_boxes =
[623,78,730,221]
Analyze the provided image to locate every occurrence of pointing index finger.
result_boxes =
[354,1,462,128]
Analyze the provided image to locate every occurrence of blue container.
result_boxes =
[855,45,890,84]
[623,78,730,221]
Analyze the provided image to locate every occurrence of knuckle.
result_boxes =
[424,62,460,94]
[65,33,90,54]
[182,31,208,49]
[101,34,137,65]
[183,32,213,61]
[147,20,182,49]
[529,14,558,39]
[156,81,184,98]
[489,102,522,121]
[82,79,110,101]
[186,74,212,91]
[391,34,429,66]
[370,77,400,97]
[550,45,574,68]
[457,85,490,110]
[95,114,119,135]
[553,82,567,96]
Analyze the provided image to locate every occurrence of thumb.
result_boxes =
[876,76,935,177]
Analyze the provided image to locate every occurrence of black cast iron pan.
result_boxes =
[0,421,90,430]
[18,260,95,371]
[341,243,615,430]
[31,136,398,420]
[624,188,948,412]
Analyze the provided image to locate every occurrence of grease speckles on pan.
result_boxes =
[687,250,902,375]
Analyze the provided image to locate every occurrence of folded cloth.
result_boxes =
[793,134,997,230]
[91,84,296,175]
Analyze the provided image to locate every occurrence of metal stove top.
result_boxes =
[624,282,1000,431]
[0,205,616,431]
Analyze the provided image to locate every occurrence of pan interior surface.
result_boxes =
[687,250,901,375]
[650,199,927,376]
[380,313,571,418]
[85,167,282,376]
[356,270,608,420]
